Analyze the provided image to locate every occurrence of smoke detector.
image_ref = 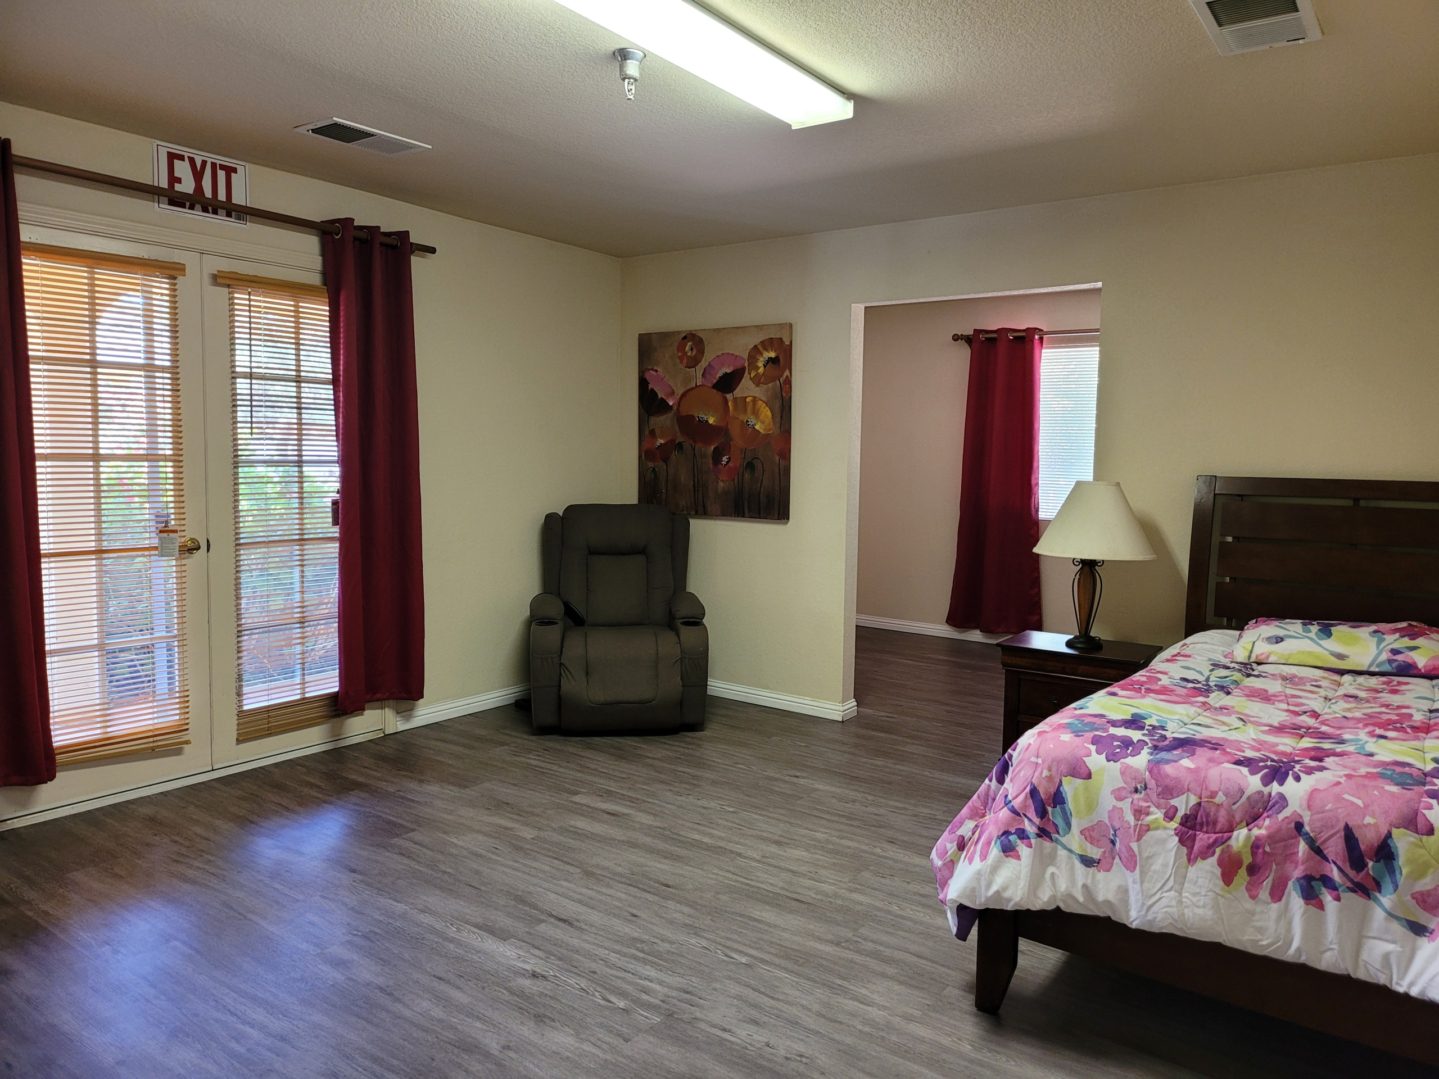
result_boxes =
[1188,0,1321,55]
[295,118,431,155]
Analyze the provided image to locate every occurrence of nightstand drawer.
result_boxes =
[1000,632,1162,754]
[1016,674,1102,718]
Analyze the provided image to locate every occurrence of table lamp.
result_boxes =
[1033,480,1156,651]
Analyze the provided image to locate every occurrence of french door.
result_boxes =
[11,228,212,808]
[2,227,379,821]
[201,255,380,765]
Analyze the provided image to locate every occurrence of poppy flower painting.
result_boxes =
[676,332,706,369]
[639,368,677,416]
[637,323,792,520]
[745,337,791,386]
[727,395,774,449]
[701,352,746,394]
[711,440,741,482]
[642,429,677,463]
[675,386,729,446]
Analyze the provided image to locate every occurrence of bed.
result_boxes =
[933,475,1439,1064]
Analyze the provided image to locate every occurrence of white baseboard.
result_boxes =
[403,680,860,725]
[707,679,858,722]
[393,684,527,729]
[856,614,1006,645]
[0,730,384,832]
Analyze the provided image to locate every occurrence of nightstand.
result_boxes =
[999,630,1163,752]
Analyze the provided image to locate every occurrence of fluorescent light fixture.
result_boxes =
[552,0,854,128]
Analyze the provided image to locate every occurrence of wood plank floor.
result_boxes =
[0,627,1428,1077]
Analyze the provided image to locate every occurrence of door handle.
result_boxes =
[182,537,203,554]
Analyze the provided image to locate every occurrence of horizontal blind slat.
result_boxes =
[21,242,187,278]
[236,694,345,742]
[214,271,328,300]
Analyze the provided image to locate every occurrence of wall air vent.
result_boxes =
[1188,0,1321,55]
[294,118,431,155]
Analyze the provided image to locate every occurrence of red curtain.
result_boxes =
[0,139,55,785]
[945,327,1043,635]
[323,220,425,714]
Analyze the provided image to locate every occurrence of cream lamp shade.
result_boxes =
[1034,481,1156,562]
[1034,480,1153,651]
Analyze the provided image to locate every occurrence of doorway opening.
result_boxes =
[845,283,1103,703]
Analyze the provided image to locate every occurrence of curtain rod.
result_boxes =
[13,154,437,255]
[952,327,1099,345]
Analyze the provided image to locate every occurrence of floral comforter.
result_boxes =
[931,630,1439,1001]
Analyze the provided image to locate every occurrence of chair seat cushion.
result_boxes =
[561,626,682,706]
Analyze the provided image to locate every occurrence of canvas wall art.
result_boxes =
[638,323,791,521]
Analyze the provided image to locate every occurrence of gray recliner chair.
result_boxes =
[528,504,708,733]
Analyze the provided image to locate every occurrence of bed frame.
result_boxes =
[974,475,1439,1064]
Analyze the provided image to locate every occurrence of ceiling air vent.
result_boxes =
[295,118,431,155]
[1188,0,1321,55]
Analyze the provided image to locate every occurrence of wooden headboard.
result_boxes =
[1185,476,1439,636]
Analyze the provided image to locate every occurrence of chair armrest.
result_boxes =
[672,592,708,688]
[670,591,705,625]
[531,592,564,624]
[530,593,565,697]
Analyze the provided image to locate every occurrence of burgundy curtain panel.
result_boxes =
[945,327,1043,635]
[0,139,56,785]
[323,219,425,714]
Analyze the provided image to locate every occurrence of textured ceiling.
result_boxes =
[2,0,1438,256]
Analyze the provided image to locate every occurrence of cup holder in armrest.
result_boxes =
[534,618,559,627]
[679,618,703,627]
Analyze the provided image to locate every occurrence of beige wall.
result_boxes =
[7,98,1439,730]
[622,152,1439,708]
[859,289,1102,632]
[0,100,626,737]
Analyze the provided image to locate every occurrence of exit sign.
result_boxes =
[153,142,248,225]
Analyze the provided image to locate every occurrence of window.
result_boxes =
[222,274,342,741]
[23,244,191,764]
[1038,338,1099,519]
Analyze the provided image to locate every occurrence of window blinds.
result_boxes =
[224,274,343,741]
[22,246,191,764]
[1038,340,1099,520]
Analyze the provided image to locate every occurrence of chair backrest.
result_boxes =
[542,504,689,627]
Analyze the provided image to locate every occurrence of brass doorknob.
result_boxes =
[182,537,203,554]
